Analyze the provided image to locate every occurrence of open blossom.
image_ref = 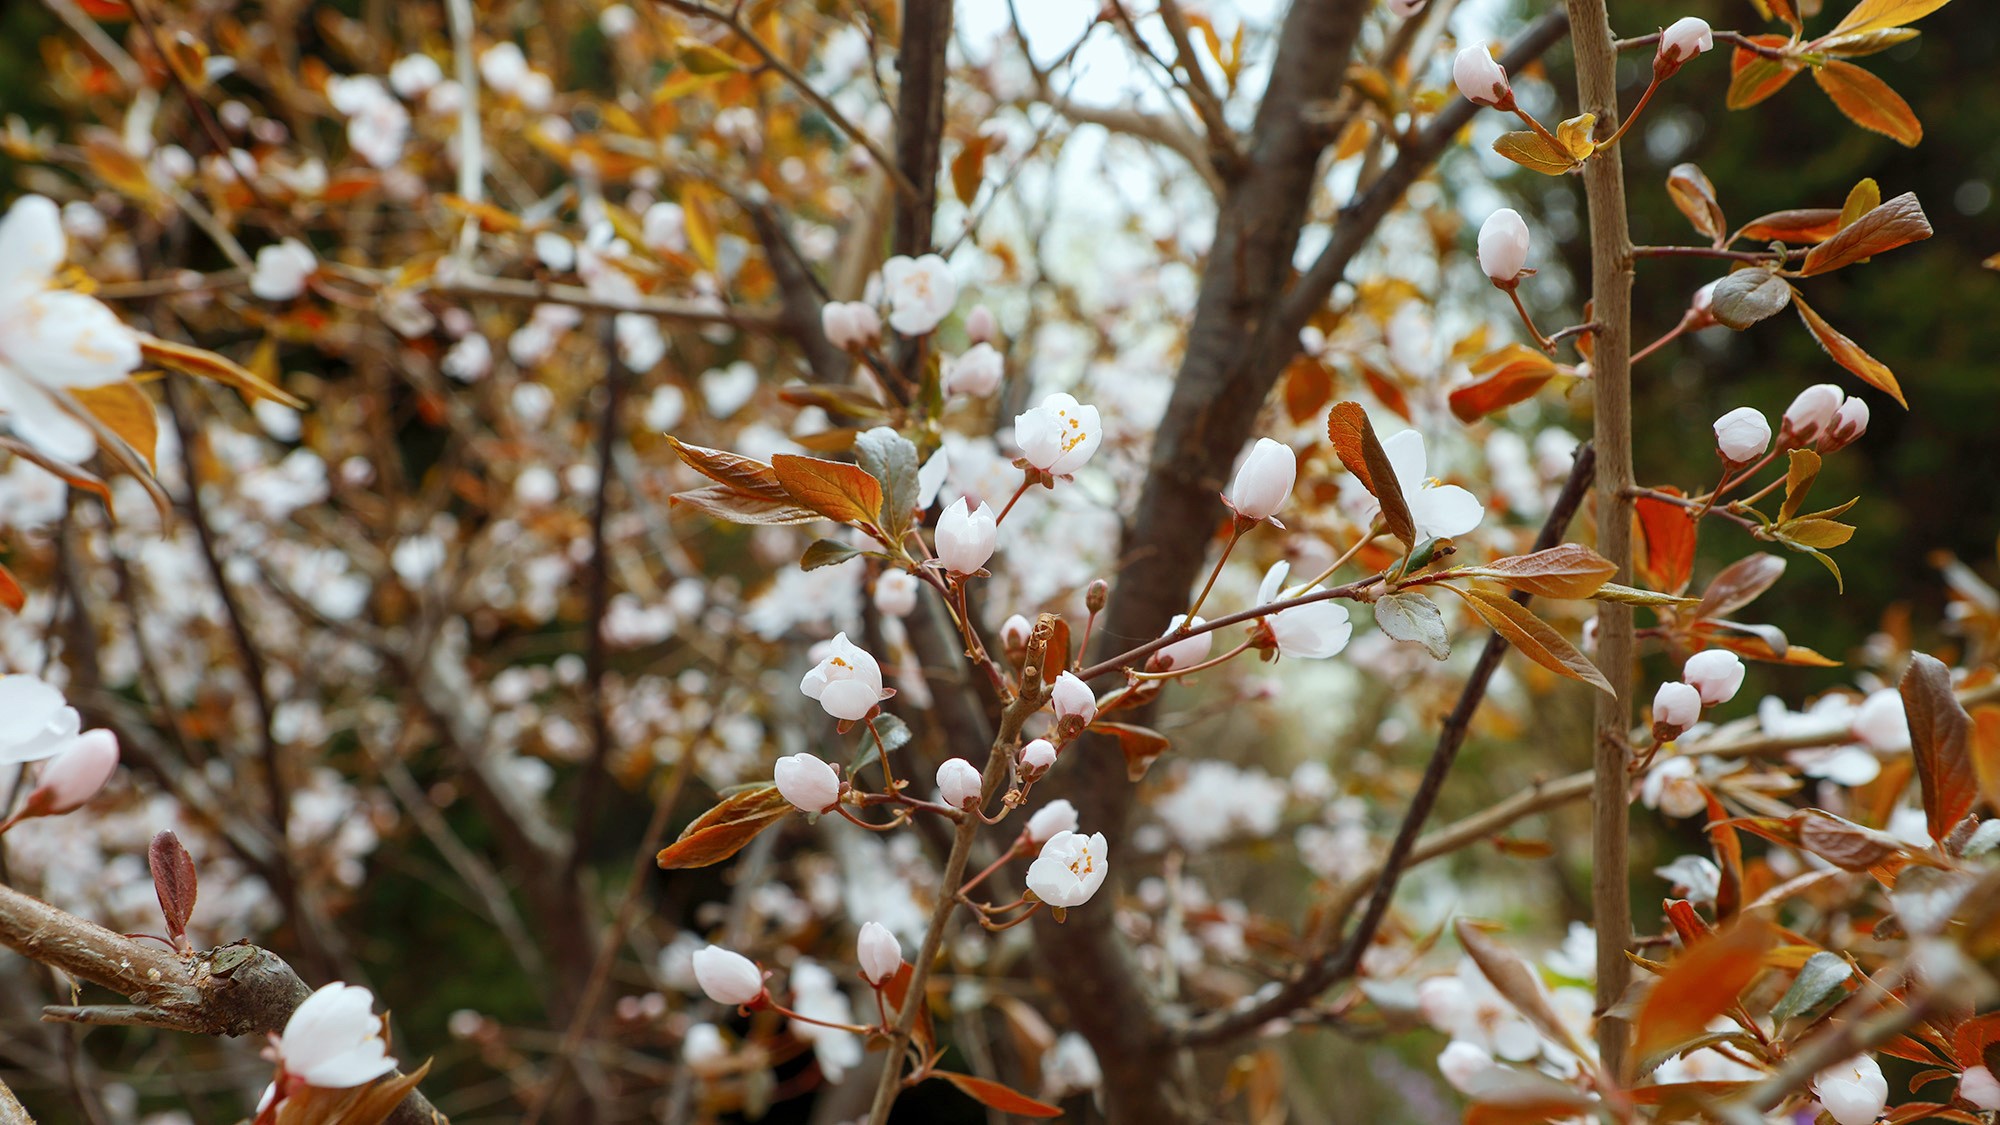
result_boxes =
[251,239,317,301]
[1477,209,1531,283]
[1154,615,1213,671]
[821,301,881,351]
[799,633,891,721]
[0,194,143,462]
[774,752,840,813]
[1851,688,1910,751]
[1814,1055,1888,1125]
[642,201,688,255]
[1383,430,1485,540]
[1642,756,1705,818]
[943,342,1004,397]
[936,758,982,808]
[1025,830,1109,908]
[934,498,997,575]
[1050,671,1097,731]
[873,570,919,618]
[880,254,956,335]
[856,922,902,985]
[1027,799,1079,842]
[263,983,397,1092]
[1226,438,1297,521]
[1653,680,1703,736]
[1655,853,1723,904]
[1784,383,1845,440]
[1452,43,1512,106]
[388,53,443,98]
[1659,17,1714,64]
[1014,393,1103,476]
[1683,649,1745,706]
[691,945,766,1007]
[1960,1066,2000,1111]
[1436,1041,1495,1094]
[1257,562,1353,660]
[0,674,82,764]
[1713,406,1772,464]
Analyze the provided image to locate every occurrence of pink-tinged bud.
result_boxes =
[1085,579,1109,614]
[1712,406,1772,464]
[1050,671,1097,735]
[1652,681,1703,740]
[1959,1066,2000,1111]
[1026,798,1079,842]
[1000,614,1032,662]
[1783,383,1845,443]
[1689,280,1719,327]
[1452,44,1512,107]
[26,730,119,816]
[1658,17,1714,64]
[1019,738,1058,775]
[1025,830,1109,908]
[1226,438,1297,521]
[942,343,1004,397]
[874,570,919,618]
[936,757,982,808]
[1153,614,1213,671]
[934,498,998,575]
[1388,0,1426,17]
[1820,397,1869,453]
[773,752,841,813]
[1477,209,1531,284]
[965,304,998,346]
[1682,649,1745,706]
[820,301,881,351]
[856,922,902,986]
[691,945,766,1007]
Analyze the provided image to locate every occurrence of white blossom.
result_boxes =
[1025,830,1109,908]
[880,254,957,335]
[799,633,891,721]
[1014,393,1103,476]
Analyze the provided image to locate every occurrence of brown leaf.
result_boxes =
[1454,919,1587,1058]
[1282,356,1333,425]
[1707,789,1745,921]
[950,135,991,207]
[1735,208,1845,244]
[148,830,197,947]
[1828,0,1955,38]
[1709,268,1794,330]
[1636,489,1698,594]
[1901,653,1975,842]
[1801,191,1932,276]
[1792,290,1907,405]
[1971,705,2000,817]
[1448,346,1559,423]
[1797,809,1910,870]
[656,785,795,869]
[1632,916,1776,1064]
[1491,130,1576,176]
[1695,554,1787,621]
[1814,61,1922,146]
[138,334,304,408]
[1728,40,1803,110]
[670,484,823,526]
[71,382,158,471]
[1326,402,1416,545]
[881,961,937,1058]
[1093,721,1171,782]
[1667,164,1727,245]
[1463,544,1618,600]
[665,437,792,502]
[770,454,886,528]
[1444,586,1613,694]
[935,1071,1063,1118]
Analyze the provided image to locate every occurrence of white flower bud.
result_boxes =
[1020,738,1057,773]
[1783,383,1845,441]
[1852,688,1910,751]
[936,757,982,808]
[856,922,903,985]
[934,498,998,576]
[1452,44,1512,107]
[1154,615,1213,672]
[1821,397,1869,452]
[1653,680,1703,734]
[1226,438,1297,521]
[1026,798,1079,842]
[965,304,998,345]
[250,239,317,301]
[873,570,919,618]
[1659,17,1714,64]
[1712,406,1772,464]
[1682,649,1745,706]
[773,752,840,813]
[1960,1066,2000,1111]
[1050,671,1097,730]
[943,343,1004,397]
[691,945,765,1007]
[1476,208,1531,283]
[1813,1055,1888,1125]
[1025,830,1109,908]
[1000,614,1033,653]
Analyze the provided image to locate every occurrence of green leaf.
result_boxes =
[801,539,862,570]
[1591,583,1703,608]
[853,426,921,543]
[849,713,911,778]
[1772,951,1854,1023]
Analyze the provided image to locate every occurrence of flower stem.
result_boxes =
[1129,638,1256,681]
[1595,75,1662,151]
[994,474,1034,525]
[1185,523,1247,623]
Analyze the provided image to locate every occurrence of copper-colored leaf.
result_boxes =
[1282,356,1333,425]
[1449,346,1559,423]
[1694,554,1787,621]
[1728,41,1803,110]
[1792,291,1907,405]
[1491,130,1577,176]
[1813,61,1922,146]
[1801,191,1933,276]
[1632,916,1776,1064]
[670,484,823,525]
[1443,585,1614,694]
[137,334,304,407]
[1326,402,1416,545]
[1735,208,1845,244]
[1797,809,1910,870]
[1816,26,1923,57]
[769,454,886,528]
[1708,268,1793,330]
[1094,720,1171,782]
[1463,544,1618,600]
[666,437,793,501]
[1902,653,1976,842]
[1707,790,1744,921]
[0,564,22,614]
[1454,920,1587,1058]
[71,382,158,471]
[1828,0,1955,38]
[1767,0,1804,32]
[935,1071,1063,1118]
[1667,164,1727,245]
[950,136,991,207]
[1971,705,2000,816]
[656,785,794,869]
[1635,489,1698,594]
[881,961,937,1057]
[148,830,198,946]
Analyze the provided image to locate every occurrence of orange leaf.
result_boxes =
[950,136,991,207]
[769,454,886,528]
[1971,705,2000,816]
[0,563,22,613]
[1635,489,1698,594]
[1282,356,1333,425]
[138,335,303,407]
[1734,208,1844,244]
[935,1072,1062,1118]
[1828,0,1955,38]
[70,382,158,471]
[1801,191,1933,276]
[1442,585,1614,694]
[1093,721,1171,782]
[1728,37,1803,109]
[666,437,792,502]
[1707,789,1744,920]
[1326,402,1416,545]
[1449,346,1559,423]
[1666,164,1728,244]
[1901,653,1976,842]
[1813,61,1922,146]
[1632,916,1776,1063]
[1792,291,1906,406]
[655,785,794,869]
